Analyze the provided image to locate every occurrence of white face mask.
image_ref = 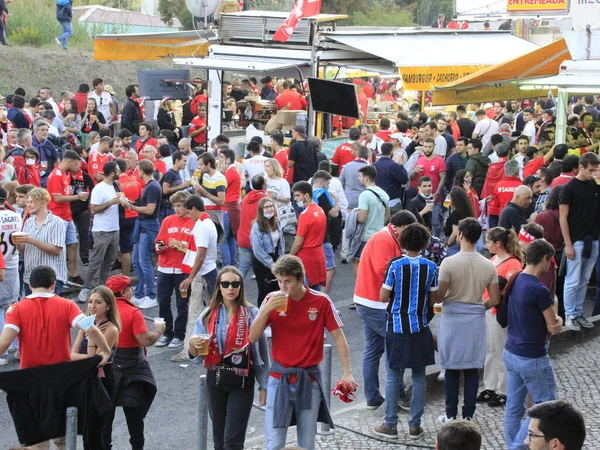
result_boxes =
[26,158,36,166]
[296,200,305,209]
[264,212,275,219]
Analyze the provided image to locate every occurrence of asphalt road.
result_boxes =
[0,254,376,449]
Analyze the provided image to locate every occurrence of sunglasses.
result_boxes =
[219,281,241,289]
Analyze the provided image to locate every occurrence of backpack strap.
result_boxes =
[367,188,387,209]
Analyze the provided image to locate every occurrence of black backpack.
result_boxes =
[496,269,523,328]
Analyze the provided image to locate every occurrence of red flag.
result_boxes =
[273,0,322,43]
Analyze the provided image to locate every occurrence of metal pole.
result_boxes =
[317,344,335,436]
[65,407,78,450]
[197,374,209,450]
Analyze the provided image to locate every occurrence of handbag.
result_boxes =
[214,364,248,388]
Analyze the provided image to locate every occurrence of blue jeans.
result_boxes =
[594,249,600,316]
[58,20,72,49]
[133,222,159,300]
[563,240,598,318]
[503,349,556,450]
[156,272,188,340]
[264,376,322,450]
[432,202,442,237]
[356,305,406,403]
[238,247,253,279]
[218,211,237,267]
[385,366,426,429]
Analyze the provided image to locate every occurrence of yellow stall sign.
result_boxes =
[507,0,568,14]
[399,66,489,91]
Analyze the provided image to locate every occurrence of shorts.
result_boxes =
[119,218,137,253]
[66,220,78,245]
[354,241,367,260]
[323,242,335,270]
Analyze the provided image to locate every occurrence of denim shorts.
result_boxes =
[323,242,335,270]
[354,241,367,260]
[65,220,78,245]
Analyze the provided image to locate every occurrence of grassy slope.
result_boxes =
[0,46,174,99]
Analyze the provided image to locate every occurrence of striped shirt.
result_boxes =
[200,170,227,211]
[383,255,439,334]
[23,212,68,283]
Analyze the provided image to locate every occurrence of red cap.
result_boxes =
[522,99,532,108]
[106,275,133,294]
[352,78,364,86]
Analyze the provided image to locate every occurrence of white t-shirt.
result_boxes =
[88,91,113,125]
[193,217,218,276]
[0,208,23,269]
[267,177,291,200]
[523,122,536,143]
[90,182,120,232]
[242,155,268,186]
[474,118,500,149]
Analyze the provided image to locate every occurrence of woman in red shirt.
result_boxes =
[16,147,42,187]
[479,227,523,408]
[453,169,480,218]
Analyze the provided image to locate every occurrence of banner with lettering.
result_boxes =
[507,0,568,14]
[399,65,489,91]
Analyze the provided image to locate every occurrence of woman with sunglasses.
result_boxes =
[188,266,270,450]
[71,286,121,450]
[250,197,285,307]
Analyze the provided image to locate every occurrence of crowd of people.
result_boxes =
[0,79,597,450]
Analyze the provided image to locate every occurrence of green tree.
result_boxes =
[348,5,414,27]
[157,0,194,29]
[413,0,453,26]
[321,0,369,15]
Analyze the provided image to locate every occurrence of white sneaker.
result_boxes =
[78,288,91,304]
[436,414,454,425]
[132,297,144,306]
[437,369,446,381]
[168,338,183,348]
[138,297,158,309]
[0,357,8,366]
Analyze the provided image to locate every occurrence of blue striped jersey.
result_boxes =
[383,255,439,334]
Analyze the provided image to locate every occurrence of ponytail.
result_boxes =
[487,227,524,263]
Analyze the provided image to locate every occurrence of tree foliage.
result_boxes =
[157,0,194,29]
[347,5,414,27]
[413,0,453,26]
[321,0,370,15]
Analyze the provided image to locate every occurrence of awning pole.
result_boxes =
[555,88,568,146]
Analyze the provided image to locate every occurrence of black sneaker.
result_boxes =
[81,261,89,266]
[575,316,594,329]
[476,389,496,403]
[67,276,84,288]
[398,391,411,411]
[488,393,506,407]
[366,396,385,410]
[373,423,397,439]
[341,258,348,264]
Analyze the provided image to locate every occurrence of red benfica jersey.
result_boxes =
[155,214,195,271]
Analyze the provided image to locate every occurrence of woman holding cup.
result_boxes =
[250,197,285,307]
[188,266,270,450]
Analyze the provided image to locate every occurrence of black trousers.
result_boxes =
[103,406,145,450]
[84,366,116,450]
[73,209,91,263]
[252,256,278,308]
[206,369,255,450]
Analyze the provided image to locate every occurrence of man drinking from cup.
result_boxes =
[250,255,358,450]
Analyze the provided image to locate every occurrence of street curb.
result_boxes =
[549,315,600,356]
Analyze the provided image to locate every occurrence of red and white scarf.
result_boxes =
[203,306,250,376]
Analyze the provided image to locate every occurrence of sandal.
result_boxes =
[476,389,495,402]
[488,393,507,407]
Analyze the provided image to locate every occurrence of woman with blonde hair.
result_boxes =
[265,157,291,205]
[189,266,270,450]
[477,227,523,408]
[72,285,121,450]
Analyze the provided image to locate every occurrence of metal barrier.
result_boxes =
[317,344,335,436]
[197,374,208,450]
[65,407,78,450]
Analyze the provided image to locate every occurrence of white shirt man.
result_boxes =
[522,108,537,144]
[473,110,499,149]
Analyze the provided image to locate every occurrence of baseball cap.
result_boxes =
[104,85,116,96]
[106,274,137,294]
[483,103,494,109]
[293,125,307,137]
[522,99,532,108]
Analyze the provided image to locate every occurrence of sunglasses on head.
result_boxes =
[219,281,241,289]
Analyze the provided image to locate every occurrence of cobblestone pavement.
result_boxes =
[246,331,600,450]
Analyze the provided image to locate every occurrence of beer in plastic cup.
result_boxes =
[276,291,289,314]
[12,232,28,244]
[153,317,165,324]
[433,303,443,314]
[194,334,210,356]
[180,287,188,299]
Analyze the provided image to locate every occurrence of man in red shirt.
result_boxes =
[332,127,360,176]
[189,105,207,148]
[89,136,111,183]
[409,138,446,236]
[274,81,307,111]
[115,158,142,277]
[488,160,522,228]
[134,122,157,154]
[356,83,369,123]
[0,265,111,369]
[271,133,289,177]
[523,145,555,178]
[47,149,88,287]
[238,175,267,278]
[551,155,579,187]
[375,118,393,142]
[218,148,241,267]
[290,181,327,290]
[353,211,417,409]
[249,255,357,450]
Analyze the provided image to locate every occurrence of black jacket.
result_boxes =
[499,201,527,233]
[56,0,72,22]
[157,108,176,132]
[121,97,143,135]
[465,153,490,196]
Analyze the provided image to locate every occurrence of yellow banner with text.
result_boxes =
[507,0,568,14]
[399,66,489,91]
